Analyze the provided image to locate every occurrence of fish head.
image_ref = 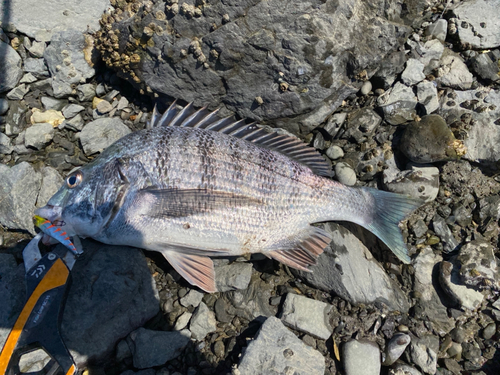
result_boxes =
[35,156,128,239]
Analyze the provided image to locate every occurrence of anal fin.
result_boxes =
[268,226,332,271]
[160,249,216,293]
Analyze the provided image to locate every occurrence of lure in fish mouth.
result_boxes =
[35,102,423,293]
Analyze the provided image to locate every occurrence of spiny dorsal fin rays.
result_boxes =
[149,101,332,177]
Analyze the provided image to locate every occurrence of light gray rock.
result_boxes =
[280,293,333,340]
[324,113,347,138]
[417,81,439,114]
[116,96,129,110]
[384,333,411,366]
[4,101,29,136]
[179,289,204,308]
[411,39,444,75]
[360,81,372,96]
[335,162,356,186]
[77,83,96,101]
[6,83,29,100]
[451,0,500,49]
[410,340,437,374]
[62,104,85,118]
[377,82,417,125]
[0,0,110,40]
[436,53,473,90]
[413,247,455,334]
[225,277,277,321]
[102,0,426,132]
[28,41,46,58]
[80,118,131,155]
[237,316,325,375]
[383,162,439,203]
[295,222,410,312]
[173,312,192,331]
[326,145,344,160]
[441,89,500,168]
[401,59,426,86]
[425,19,447,43]
[189,302,217,341]
[215,262,253,292]
[431,215,459,254]
[63,113,85,131]
[19,73,38,84]
[457,240,500,291]
[41,96,66,111]
[391,363,423,375]
[0,98,9,115]
[0,41,23,93]
[343,340,381,375]
[128,328,190,369]
[24,57,49,78]
[25,123,55,150]
[372,50,407,89]
[36,166,64,208]
[439,261,484,310]
[0,162,42,234]
[44,30,95,97]
[61,242,160,368]
[0,133,13,154]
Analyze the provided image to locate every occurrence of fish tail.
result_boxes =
[359,188,422,264]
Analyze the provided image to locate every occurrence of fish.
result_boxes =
[35,102,422,293]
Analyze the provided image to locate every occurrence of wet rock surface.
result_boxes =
[1,1,500,374]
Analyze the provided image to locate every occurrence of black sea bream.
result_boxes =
[36,102,421,292]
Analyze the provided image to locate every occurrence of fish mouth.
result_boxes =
[35,205,63,223]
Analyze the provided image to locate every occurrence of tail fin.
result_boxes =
[360,188,423,264]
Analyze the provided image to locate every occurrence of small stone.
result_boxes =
[213,340,225,358]
[324,113,347,138]
[425,19,448,42]
[96,100,113,114]
[447,342,463,360]
[6,83,29,100]
[173,312,192,331]
[128,328,191,369]
[77,84,96,101]
[28,41,46,58]
[25,123,55,150]
[482,323,496,340]
[360,81,372,95]
[24,57,49,78]
[117,96,129,111]
[30,108,65,127]
[470,50,500,83]
[335,162,356,186]
[0,133,13,154]
[0,41,23,93]
[417,80,439,114]
[237,317,325,375]
[41,96,66,111]
[62,104,85,118]
[436,54,473,90]
[400,114,464,163]
[64,113,85,131]
[410,340,437,374]
[431,215,459,254]
[439,261,484,310]
[80,118,131,155]
[401,58,426,86]
[0,98,9,115]
[215,262,253,292]
[189,302,217,341]
[384,333,411,366]
[343,340,381,375]
[19,73,38,84]
[383,163,439,202]
[326,145,344,160]
[280,293,333,340]
[443,358,462,375]
[180,290,204,308]
[457,241,500,290]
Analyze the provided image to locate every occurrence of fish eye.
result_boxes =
[66,171,83,188]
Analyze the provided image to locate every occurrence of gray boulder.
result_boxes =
[0,162,42,234]
[95,0,434,133]
[0,0,110,41]
[0,42,23,93]
[61,242,160,367]
[295,222,410,313]
[237,316,325,375]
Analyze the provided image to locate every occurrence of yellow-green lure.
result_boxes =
[33,215,78,254]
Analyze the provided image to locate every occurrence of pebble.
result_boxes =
[384,333,411,366]
[438,261,484,311]
[482,323,496,340]
[343,339,381,375]
[360,81,372,95]
[173,312,192,331]
[431,215,459,254]
[416,80,439,114]
[391,363,423,375]
[237,316,325,375]
[6,83,29,100]
[24,57,49,78]
[28,40,46,58]
[25,123,55,150]
[0,133,13,154]
[470,50,500,82]
[401,58,426,86]
[128,328,191,369]
[410,340,437,375]
[0,41,23,93]
[80,118,131,155]
[62,104,86,118]
[280,293,333,340]
[325,145,344,160]
[77,84,96,101]
[180,289,204,308]
[425,19,447,43]
[189,302,217,341]
[215,262,253,292]
[213,340,225,358]
[20,73,38,84]
[436,54,473,90]
[41,96,66,111]
[457,240,500,290]
[96,99,113,114]
[30,108,65,127]
[335,162,356,186]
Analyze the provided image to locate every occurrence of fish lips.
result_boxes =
[35,205,63,223]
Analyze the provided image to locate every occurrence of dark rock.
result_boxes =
[189,302,217,341]
[61,241,160,367]
[0,41,23,93]
[237,316,325,374]
[431,215,459,254]
[98,0,423,132]
[470,50,500,83]
[128,327,190,369]
[341,108,381,143]
[400,115,465,163]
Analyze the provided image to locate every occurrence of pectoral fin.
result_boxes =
[160,249,216,293]
[267,226,331,271]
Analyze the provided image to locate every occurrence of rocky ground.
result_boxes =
[1,0,500,374]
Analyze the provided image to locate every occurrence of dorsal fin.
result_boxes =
[148,102,332,177]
